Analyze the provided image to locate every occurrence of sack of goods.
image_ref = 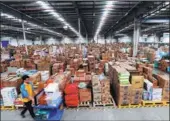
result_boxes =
[1,87,18,106]
[64,83,79,107]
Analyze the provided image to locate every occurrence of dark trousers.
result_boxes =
[21,100,35,118]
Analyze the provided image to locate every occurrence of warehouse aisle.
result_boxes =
[1,107,169,120]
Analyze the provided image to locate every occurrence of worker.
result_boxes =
[20,75,35,119]
[82,45,88,58]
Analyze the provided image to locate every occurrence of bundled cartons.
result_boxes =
[130,88,143,104]
[92,75,101,102]
[143,67,153,79]
[116,84,131,105]
[152,88,162,101]
[1,87,18,106]
[130,75,144,89]
[1,76,22,94]
[143,79,153,101]
[101,79,111,103]
[154,74,169,101]
[79,89,91,102]
[162,87,169,101]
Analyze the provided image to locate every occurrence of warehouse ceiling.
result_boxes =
[0,1,169,40]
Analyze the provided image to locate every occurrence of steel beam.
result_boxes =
[104,1,156,37]
[73,1,88,36]
[133,19,141,57]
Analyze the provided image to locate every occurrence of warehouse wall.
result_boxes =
[118,35,132,43]
[1,36,33,46]
[45,37,60,45]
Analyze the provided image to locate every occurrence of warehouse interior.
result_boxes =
[0,1,169,121]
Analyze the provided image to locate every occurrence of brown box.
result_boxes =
[79,89,92,102]
[93,93,102,102]
[130,76,144,89]
[155,74,169,88]
[162,87,170,101]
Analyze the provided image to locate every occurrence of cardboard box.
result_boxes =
[93,93,101,102]
[152,88,162,101]
[130,76,144,89]
[156,74,169,88]
[79,89,91,102]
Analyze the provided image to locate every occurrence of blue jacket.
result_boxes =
[20,82,34,98]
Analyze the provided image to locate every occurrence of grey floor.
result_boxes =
[1,107,169,120]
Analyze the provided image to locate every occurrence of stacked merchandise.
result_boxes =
[88,55,96,72]
[52,62,65,74]
[1,75,22,94]
[143,66,153,79]
[154,74,169,101]
[79,88,91,102]
[92,75,101,102]
[159,59,170,72]
[35,82,63,120]
[1,87,17,106]
[100,76,112,103]
[64,83,79,107]
[130,75,144,104]
[108,63,131,105]
[24,59,36,70]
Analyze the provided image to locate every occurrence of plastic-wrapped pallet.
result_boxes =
[152,88,162,101]
[1,87,17,106]
[44,83,59,96]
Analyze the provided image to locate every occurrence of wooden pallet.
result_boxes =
[15,105,25,110]
[93,98,116,107]
[118,104,130,108]
[118,103,142,108]
[1,106,15,110]
[163,101,169,106]
[142,100,164,107]
[79,101,91,107]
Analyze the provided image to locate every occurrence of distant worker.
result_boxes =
[20,75,35,119]
[82,45,88,58]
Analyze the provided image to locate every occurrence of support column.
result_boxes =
[78,18,81,43]
[39,36,42,45]
[133,19,141,57]
[22,20,28,55]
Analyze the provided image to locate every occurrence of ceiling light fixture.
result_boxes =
[165,2,169,5]
[1,12,63,37]
[36,1,83,39]
[94,1,114,39]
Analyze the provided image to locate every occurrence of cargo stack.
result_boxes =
[155,74,169,101]
[64,83,79,107]
[101,78,111,103]
[88,55,95,72]
[92,75,102,102]
[130,75,144,104]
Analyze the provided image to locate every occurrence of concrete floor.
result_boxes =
[1,107,169,120]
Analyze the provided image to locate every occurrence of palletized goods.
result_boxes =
[1,87,18,106]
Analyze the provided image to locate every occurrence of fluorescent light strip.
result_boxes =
[94,1,114,39]
[36,1,83,39]
[1,12,63,37]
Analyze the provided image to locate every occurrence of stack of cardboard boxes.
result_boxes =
[130,75,144,104]
[88,55,95,72]
[92,75,102,102]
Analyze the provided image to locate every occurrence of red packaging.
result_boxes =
[65,100,79,107]
[65,94,79,101]
[64,83,78,95]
